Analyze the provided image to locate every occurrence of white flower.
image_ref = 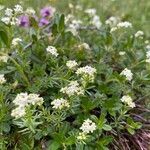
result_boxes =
[135,30,144,38]
[117,21,132,28]
[120,68,133,81]
[110,27,117,33]
[80,119,96,134]
[105,16,118,27]
[28,93,44,106]
[91,15,102,29]
[10,17,19,26]
[145,40,149,44]
[146,50,150,63]
[65,14,74,24]
[77,132,87,140]
[60,81,84,97]
[11,106,26,118]
[78,43,90,50]
[0,55,8,63]
[12,38,22,46]
[0,74,6,84]
[66,60,78,69]
[146,45,150,51]
[5,8,13,16]
[14,4,23,13]
[69,19,82,29]
[26,7,35,15]
[1,17,10,24]
[121,95,135,108]
[119,51,126,56]
[46,46,59,57]
[85,8,96,16]
[76,66,96,82]
[13,92,29,107]
[51,98,70,109]
[12,93,43,118]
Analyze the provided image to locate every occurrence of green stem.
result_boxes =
[9,57,30,86]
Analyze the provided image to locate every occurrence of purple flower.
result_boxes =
[19,15,30,27]
[39,18,49,27]
[40,6,55,17]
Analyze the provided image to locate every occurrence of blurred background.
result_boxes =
[0,0,150,37]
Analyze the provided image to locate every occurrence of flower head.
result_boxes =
[60,81,84,97]
[40,6,55,17]
[121,95,135,108]
[46,46,59,57]
[51,98,70,110]
[14,4,23,14]
[39,18,49,26]
[12,38,22,46]
[0,74,6,84]
[66,60,78,69]
[120,68,133,81]
[18,15,30,27]
[80,119,96,134]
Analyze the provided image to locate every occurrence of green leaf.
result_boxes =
[0,29,9,47]
[59,14,65,32]
[48,141,61,150]
[102,124,112,131]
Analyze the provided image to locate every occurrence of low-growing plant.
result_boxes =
[0,3,150,150]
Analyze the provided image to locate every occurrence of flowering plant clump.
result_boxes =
[0,2,150,150]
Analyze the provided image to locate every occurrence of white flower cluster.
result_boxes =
[80,119,96,134]
[0,55,8,63]
[12,38,22,46]
[51,98,70,110]
[105,16,119,27]
[77,132,87,140]
[11,93,43,118]
[121,95,135,108]
[110,21,132,33]
[146,45,150,63]
[85,8,101,29]
[66,60,78,69]
[120,68,133,81]
[1,5,23,25]
[25,7,35,15]
[0,74,6,84]
[60,81,84,97]
[135,30,144,38]
[46,46,59,57]
[76,66,96,82]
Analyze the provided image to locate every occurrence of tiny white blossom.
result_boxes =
[46,46,59,57]
[12,38,22,46]
[11,107,26,118]
[135,30,144,38]
[110,27,117,33]
[1,17,10,24]
[119,51,126,56]
[78,43,90,50]
[0,55,8,63]
[146,45,150,51]
[5,8,13,16]
[14,4,23,13]
[120,68,133,81]
[76,66,96,82]
[85,8,96,16]
[60,81,84,97]
[12,93,43,118]
[91,15,102,29]
[80,119,96,134]
[0,74,6,84]
[105,16,119,27]
[51,98,70,109]
[10,17,19,25]
[77,132,87,140]
[66,60,78,69]
[117,21,132,28]
[26,7,35,15]
[121,95,135,108]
